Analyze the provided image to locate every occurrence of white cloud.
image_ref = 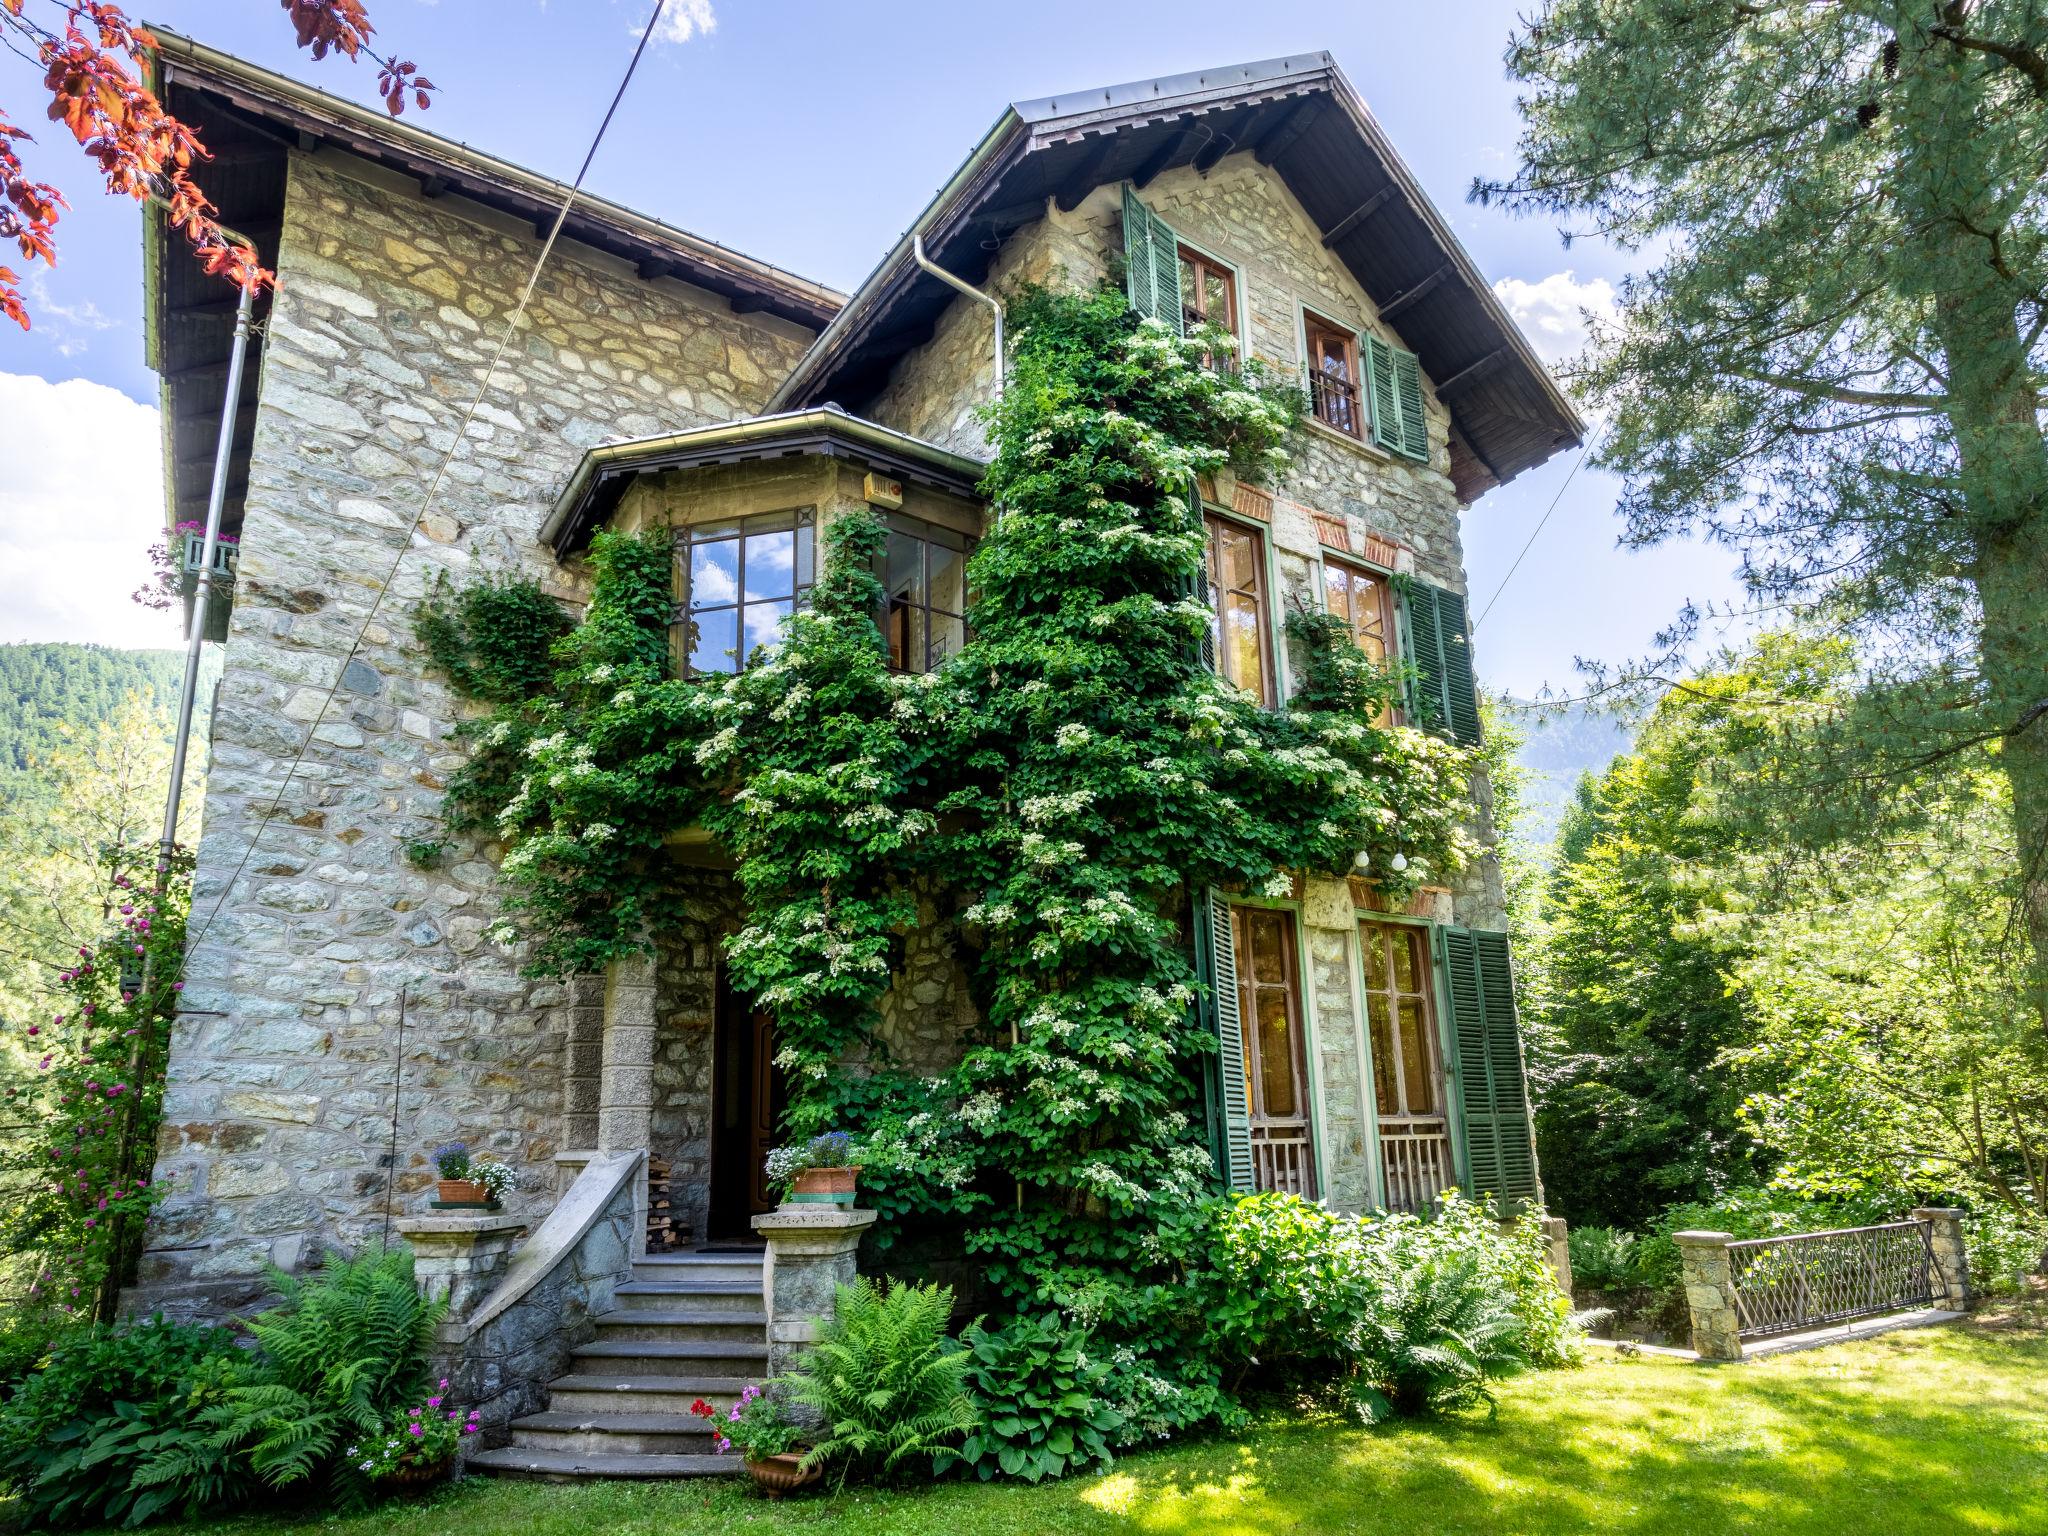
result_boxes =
[24,269,118,359]
[651,0,715,44]
[0,371,183,651]
[1492,269,1619,370]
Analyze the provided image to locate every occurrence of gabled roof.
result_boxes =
[770,54,1583,502]
[540,407,987,559]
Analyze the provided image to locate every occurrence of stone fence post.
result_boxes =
[1912,1207,1972,1312]
[1538,1215,1573,1297]
[1673,1230,1745,1361]
[752,1205,876,1379]
[394,1214,529,1321]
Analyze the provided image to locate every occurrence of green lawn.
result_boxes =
[63,1301,2048,1536]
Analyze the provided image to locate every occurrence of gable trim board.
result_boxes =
[771,54,1583,503]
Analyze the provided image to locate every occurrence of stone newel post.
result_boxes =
[394,1214,529,1321]
[1912,1207,1972,1312]
[1538,1215,1573,1297]
[752,1205,877,1379]
[1673,1229,1745,1361]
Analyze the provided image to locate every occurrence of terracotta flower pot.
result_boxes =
[790,1166,859,1202]
[379,1453,453,1488]
[437,1178,491,1206]
[744,1451,820,1498]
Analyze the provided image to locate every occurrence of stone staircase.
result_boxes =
[466,1249,768,1481]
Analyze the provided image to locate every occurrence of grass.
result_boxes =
[52,1301,2048,1536]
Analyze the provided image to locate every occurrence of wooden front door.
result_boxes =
[1233,906,1316,1197]
[710,966,787,1241]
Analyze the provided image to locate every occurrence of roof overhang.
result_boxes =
[541,406,988,559]
[771,54,1585,502]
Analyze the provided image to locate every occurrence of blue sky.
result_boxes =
[0,0,1747,695]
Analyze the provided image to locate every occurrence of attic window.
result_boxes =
[673,508,815,675]
[1304,312,1363,439]
[1179,246,1238,362]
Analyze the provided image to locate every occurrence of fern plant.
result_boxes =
[783,1278,978,1487]
[1350,1251,1531,1422]
[195,1249,446,1490]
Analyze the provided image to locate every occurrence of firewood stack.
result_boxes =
[645,1154,686,1252]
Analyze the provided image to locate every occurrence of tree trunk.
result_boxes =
[1899,25,2048,1032]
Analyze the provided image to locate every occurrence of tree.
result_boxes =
[1,0,431,328]
[1482,2,2048,1025]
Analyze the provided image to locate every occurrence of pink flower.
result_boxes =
[427,1397,442,1409]
[408,1423,423,1437]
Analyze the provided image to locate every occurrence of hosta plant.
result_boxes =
[940,1311,1123,1482]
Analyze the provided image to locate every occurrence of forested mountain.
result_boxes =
[0,644,182,776]
[1500,697,1636,846]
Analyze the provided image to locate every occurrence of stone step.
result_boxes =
[610,1280,764,1314]
[592,1309,769,1343]
[631,1252,763,1288]
[509,1410,722,1456]
[547,1373,755,1416]
[570,1337,771,1379]
[465,1445,738,1481]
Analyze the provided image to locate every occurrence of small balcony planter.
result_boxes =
[435,1178,493,1208]
[179,530,239,644]
[789,1165,861,1204]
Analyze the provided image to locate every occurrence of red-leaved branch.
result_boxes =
[0,0,433,331]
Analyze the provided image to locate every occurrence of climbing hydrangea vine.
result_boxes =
[414,281,1476,1371]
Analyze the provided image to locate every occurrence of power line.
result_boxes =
[1472,420,1603,632]
[186,0,671,956]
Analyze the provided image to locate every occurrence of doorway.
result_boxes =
[708,964,787,1242]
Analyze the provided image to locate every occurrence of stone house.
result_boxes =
[131,36,1581,1468]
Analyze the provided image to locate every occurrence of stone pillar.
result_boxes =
[1539,1215,1573,1297]
[598,955,657,1156]
[751,1205,877,1379]
[394,1214,529,1322]
[1674,1230,1744,1361]
[1913,1207,1972,1312]
[560,973,606,1155]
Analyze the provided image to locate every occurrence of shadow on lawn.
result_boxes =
[1070,1316,2048,1536]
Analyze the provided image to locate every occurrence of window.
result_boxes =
[1233,905,1315,1197]
[1304,311,1363,439]
[1205,514,1273,705]
[1178,246,1238,361]
[878,511,973,673]
[1360,919,1455,1214]
[673,508,815,676]
[1323,557,1398,724]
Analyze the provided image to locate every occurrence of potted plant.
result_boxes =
[691,1385,815,1497]
[763,1132,861,1205]
[432,1143,512,1208]
[347,1380,482,1490]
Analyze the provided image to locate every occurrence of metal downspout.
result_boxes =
[911,233,1004,403]
[156,276,254,883]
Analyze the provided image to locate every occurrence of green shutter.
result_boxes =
[1439,926,1540,1214]
[1195,888,1255,1192]
[1365,334,1430,463]
[1184,473,1217,673]
[1393,348,1430,461]
[1400,580,1482,747]
[1121,185,1183,332]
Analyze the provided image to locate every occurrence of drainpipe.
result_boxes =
[912,233,1004,403]
[156,273,255,886]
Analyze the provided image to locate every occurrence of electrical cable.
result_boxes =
[185,0,671,955]
[1472,420,1601,632]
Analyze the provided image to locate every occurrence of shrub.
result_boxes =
[204,1249,447,1491]
[0,1318,258,1529]
[1202,1191,1572,1421]
[1636,1186,1896,1293]
[344,1383,479,1485]
[939,1312,1122,1482]
[1567,1225,1648,1292]
[1964,1204,2048,1295]
[783,1278,977,1487]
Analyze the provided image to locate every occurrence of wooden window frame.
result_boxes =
[672,507,816,677]
[1204,510,1276,707]
[876,509,975,675]
[1178,242,1242,364]
[1231,903,1318,1199]
[1359,916,1458,1212]
[1302,308,1365,440]
[1322,554,1402,725]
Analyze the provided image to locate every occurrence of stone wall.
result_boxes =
[137,146,816,1318]
[649,868,744,1244]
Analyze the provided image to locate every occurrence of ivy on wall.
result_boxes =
[414,283,1477,1379]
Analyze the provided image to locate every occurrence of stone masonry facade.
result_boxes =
[138,147,816,1317]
